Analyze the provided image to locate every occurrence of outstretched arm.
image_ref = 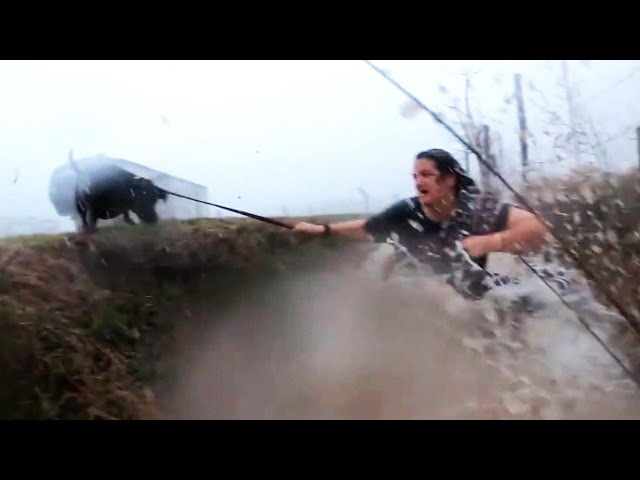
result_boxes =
[293,219,372,240]
[294,200,405,242]
[462,206,550,258]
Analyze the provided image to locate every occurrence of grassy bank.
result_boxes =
[3,168,640,420]
[0,215,369,419]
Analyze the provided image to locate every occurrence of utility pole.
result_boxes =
[464,75,472,172]
[637,126,640,171]
[514,73,529,183]
[477,125,497,193]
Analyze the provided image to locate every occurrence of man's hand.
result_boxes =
[462,206,550,257]
[462,234,502,258]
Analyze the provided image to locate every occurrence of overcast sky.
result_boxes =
[1,60,639,224]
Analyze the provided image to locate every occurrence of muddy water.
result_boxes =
[157,248,640,419]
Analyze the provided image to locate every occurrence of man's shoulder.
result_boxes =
[462,190,498,202]
[461,190,518,233]
[381,196,420,216]
[461,190,515,210]
[363,196,421,240]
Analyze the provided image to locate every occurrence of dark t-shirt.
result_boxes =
[363,191,512,272]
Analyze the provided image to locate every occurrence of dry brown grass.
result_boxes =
[0,215,368,419]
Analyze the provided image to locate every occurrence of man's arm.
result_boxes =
[293,219,372,240]
[293,200,406,241]
[462,206,550,257]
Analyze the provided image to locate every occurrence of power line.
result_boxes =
[364,59,640,391]
[581,64,640,103]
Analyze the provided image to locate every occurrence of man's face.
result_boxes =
[413,158,456,208]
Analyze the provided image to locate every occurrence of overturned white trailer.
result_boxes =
[48,154,210,228]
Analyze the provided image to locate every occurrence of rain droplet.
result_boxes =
[579,185,595,204]
[573,212,581,224]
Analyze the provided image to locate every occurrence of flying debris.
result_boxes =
[401,100,422,119]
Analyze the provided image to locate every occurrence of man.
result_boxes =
[293,149,550,298]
